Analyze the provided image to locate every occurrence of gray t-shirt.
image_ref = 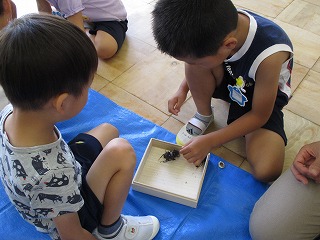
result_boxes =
[47,0,127,22]
[0,104,83,239]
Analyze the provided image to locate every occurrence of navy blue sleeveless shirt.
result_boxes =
[222,9,293,122]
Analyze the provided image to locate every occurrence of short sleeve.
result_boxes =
[49,0,85,18]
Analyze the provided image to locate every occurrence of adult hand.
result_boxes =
[291,141,320,184]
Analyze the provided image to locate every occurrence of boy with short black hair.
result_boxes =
[152,0,293,182]
[36,0,128,60]
[0,13,159,240]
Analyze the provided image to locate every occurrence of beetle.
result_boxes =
[159,149,180,163]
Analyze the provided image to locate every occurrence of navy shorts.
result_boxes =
[213,70,288,145]
[89,19,128,50]
[68,133,104,232]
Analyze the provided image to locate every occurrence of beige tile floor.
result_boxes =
[7,0,320,174]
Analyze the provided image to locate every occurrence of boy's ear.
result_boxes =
[223,36,237,50]
[52,93,69,114]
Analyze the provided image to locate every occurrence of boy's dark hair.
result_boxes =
[152,0,238,58]
[0,13,98,110]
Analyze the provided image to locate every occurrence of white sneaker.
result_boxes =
[92,215,160,240]
[176,108,214,146]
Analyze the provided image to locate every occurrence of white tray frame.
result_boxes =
[132,138,209,208]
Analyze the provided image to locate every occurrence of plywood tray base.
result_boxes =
[132,138,209,208]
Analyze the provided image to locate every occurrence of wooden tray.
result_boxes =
[132,138,209,208]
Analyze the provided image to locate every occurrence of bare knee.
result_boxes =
[249,158,282,182]
[246,130,284,182]
[106,138,136,169]
[97,123,119,132]
[96,43,118,59]
[98,123,119,137]
[87,123,119,147]
[93,31,119,59]
[247,146,283,182]
[96,46,117,59]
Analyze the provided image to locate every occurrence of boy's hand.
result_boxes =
[180,135,212,166]
[168,78,189,115]
[291,141,320,184]
[168,92,186,115]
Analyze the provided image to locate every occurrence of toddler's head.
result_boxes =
[0,13,98,110]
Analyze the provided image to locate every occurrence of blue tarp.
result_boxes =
[0,89,268,239]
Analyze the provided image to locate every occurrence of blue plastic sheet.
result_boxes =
[0,89,268,239]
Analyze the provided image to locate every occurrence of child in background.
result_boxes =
[152,0,293,182]
[0,0,15,29]
[36,0,128,59]
[0,14,159,240]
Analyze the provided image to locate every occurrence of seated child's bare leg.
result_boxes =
[86,137,135,224]
[177,65,222,145]
[93,31,118,59]
[245,128,285,182]
[85,124,159,239]
[85,123,119,148]
[186,64,218,116]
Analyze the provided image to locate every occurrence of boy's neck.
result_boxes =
[4,108,58,148]
[230,12,250,56]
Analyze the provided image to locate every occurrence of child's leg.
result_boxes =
[176,64,224,145]
[85,125,135,225]
[185,63,223,116]
[84,124,159,239]
[245,128,284,182]
[85,123,119,148]
[245,106,286,182]
[94,31,118,59]
[89,20,128,59]
[250,169,320,240]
